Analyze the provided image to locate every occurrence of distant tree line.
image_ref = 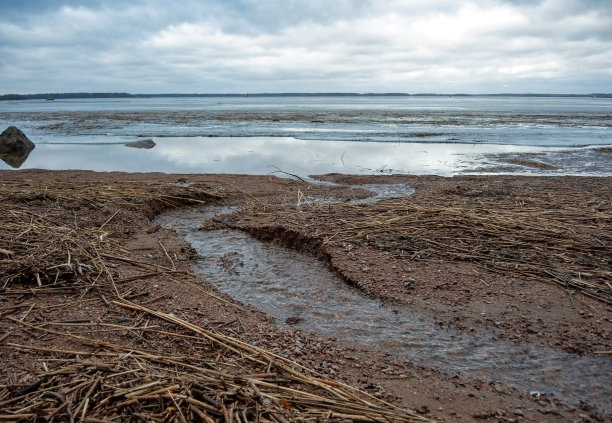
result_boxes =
[1,92,610,100]
[0,92,134,100]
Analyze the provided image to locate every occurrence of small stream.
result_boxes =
[156,184,611,414]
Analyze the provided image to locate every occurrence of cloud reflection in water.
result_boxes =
[0,136,577,176]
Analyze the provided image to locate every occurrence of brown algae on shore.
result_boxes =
[504,158,557,169]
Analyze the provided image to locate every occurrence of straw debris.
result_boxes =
[241,183,612,304]
[1,299,430,422]
[0,179,221,288]
[0,177,432,422]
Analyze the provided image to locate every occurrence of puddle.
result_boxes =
[156,186,611,414]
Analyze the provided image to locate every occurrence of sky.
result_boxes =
[1,0,611,94]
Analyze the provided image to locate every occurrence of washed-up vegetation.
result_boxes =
[0,180,221,288]
[504,158,556,169]
[245,182,612,305]
[0,178,431,422]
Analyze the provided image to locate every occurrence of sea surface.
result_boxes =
[0,96,610,176]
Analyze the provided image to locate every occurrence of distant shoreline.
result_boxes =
[2,92,612,100]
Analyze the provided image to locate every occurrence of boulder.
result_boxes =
[0,126,35,154]
[0,126,35,168]
[124,138,156,149]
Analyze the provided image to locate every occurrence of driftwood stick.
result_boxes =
[268,166,306,182]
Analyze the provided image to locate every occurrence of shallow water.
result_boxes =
[0,135,610,176]
[156,188,611,414]
[2,96,611,147]
[1,96,610,175]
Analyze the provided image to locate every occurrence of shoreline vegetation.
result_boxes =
[2,92,612,100]
[0,171,610,422]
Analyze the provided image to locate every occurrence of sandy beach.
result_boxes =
[0,169,610,422]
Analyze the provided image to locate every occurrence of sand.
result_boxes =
[0,169,610,422]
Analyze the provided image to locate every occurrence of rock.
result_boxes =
[0,126,35,168]
[146,225,161,234]
[416,405,430,414]
[492,382,505,393]
[124,138,156,149]
[285,316,304,325]
[0,126,34,154]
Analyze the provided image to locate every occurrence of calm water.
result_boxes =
[1,96,610,175]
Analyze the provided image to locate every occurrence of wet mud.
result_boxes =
[157,186,611,414]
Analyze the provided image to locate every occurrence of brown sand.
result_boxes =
[0,169,610,422]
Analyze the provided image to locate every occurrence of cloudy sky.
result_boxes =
[1,0,611,94]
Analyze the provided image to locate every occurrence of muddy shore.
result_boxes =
[0,169,610,422]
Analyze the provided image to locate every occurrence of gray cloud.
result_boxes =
[0,0,610,94]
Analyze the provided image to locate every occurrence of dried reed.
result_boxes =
[0,179,222,289]
[254,184,612,304]
[0,299,431,422]
[0,178,432,422]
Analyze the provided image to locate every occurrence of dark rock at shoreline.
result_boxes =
[0,126,35,154]
[124,138,156,149]
[0,126,35,168]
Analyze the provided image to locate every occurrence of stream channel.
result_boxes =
[156,183,611,415]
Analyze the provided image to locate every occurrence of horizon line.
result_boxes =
[2,92,612,99]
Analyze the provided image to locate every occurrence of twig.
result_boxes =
[158,240,175,270]
[267,166,306,182]
[99,209,120,231]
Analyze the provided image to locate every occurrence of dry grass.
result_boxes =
[258,184,612,304]
[1,299,430,422]
[0,179,221,289]
[0,178,432,422]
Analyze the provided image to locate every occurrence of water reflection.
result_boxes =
[0,136,567,175]
[0,145,34,168]
[0,136,609,176]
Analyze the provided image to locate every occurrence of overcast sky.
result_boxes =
[1,0,611,94]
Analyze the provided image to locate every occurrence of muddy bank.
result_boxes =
[219,174,611,354]
[157,203,610,413]
[0,169,610,422]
